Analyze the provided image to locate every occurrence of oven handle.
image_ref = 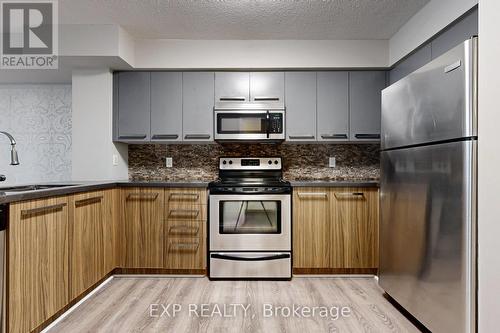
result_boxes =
[211,253,290,261]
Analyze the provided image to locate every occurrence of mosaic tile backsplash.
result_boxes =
[129,143,380,182]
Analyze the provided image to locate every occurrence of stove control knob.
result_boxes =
[228,160,233,165]
[268,160,272,165]
[222,160,227,165]
[274,160,279,165]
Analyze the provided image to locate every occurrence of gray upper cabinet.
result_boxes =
[183,72,215,142]
[389,44,432,85]
[250,72,284,102]
[431,8,477,60]
[215,72,249,102]
[285,72,317,142]
[349,71,386,141]
[116,72,151,142]
[150,72,183,142]
[317,72,349,142]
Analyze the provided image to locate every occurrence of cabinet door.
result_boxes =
[292,188,330,268]
[389,44,432,84]
[151,72,183,142]
[317,71,349,141]
[215,72,249,102]
[69,191,105,299]
[182,72,214,142]
[285,72,317,142]
[349,71,386,141]
[117,72,151,142]
[250,72,284,102]
[123,188,165,268]
[9,197,69,332]
[331,188,379,268]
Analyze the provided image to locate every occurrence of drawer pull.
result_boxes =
[151,134,179,140]
[169,241,199,252]
[297,192,328,198]
[253,97,280,101]
[184,134,211,140]
[219,97,246,101]
[354,134,380,140]
[118,134,147,140]
[169,192,200,201]
[288,135,315,140]
[334,192,365,199]
[169,209,200,218]
[127,193,159,200]
[75,196,103,207]
[169,225,200,235]
[321,134,348,139]
[21,203,67,217]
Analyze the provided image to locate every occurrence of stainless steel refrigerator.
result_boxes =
[380,37,477,333]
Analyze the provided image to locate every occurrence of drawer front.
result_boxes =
[165,237,206,269]
[165,188,207,206]
[166,220,204,237]
[166,204,207,221]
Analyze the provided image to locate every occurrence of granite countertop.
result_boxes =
[289,180,379,187]
[0,179,378,204]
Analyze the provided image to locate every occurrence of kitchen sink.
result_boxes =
[0,184,81,192]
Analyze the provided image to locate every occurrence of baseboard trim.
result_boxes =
[115,268,207,275]
[293,268,378,275]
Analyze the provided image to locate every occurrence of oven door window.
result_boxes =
[217,113,268,134]
[219,200,281,234]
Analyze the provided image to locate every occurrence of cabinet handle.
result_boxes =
[334,192,365,199]
[169,225,200,235]
[169,209,200,218]
[354,134,380,140]
[253,97,280,101]
[321,134,348,139]
[75,195,103,207]
[288,135,315,140]
[219,97,246,101]
[21,203,67,217]
[169,241,199,252]
[184,134,211,140]
[151,134,179,140]
[169,192,200,200]
[126,192,159,200]
[118,135,147,140]
[297,192,328,198]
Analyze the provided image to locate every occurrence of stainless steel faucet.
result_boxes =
[0,131,19,165]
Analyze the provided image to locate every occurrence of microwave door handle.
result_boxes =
[266,111,270,138]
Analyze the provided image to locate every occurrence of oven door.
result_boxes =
[214,110,284,141]
[209,194,291,251]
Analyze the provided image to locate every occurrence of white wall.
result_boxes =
[134,39,389,69]
[389,0,478,65]
[71,69,128,181]
[0,85,72,185]
[477,1,500,332]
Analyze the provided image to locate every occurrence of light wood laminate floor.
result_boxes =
[48,277,420,333]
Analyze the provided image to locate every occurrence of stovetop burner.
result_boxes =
[209,157,291,194]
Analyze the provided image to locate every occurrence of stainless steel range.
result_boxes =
[208,157,292,279]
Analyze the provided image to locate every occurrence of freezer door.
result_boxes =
[381,38,477,150]
[379,140,476,333]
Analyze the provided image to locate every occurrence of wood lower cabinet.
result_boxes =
[164,188,207,270]
[8,196,70,333]
[293,188,331,268]
[331,188,379,269]
[68,190,117,300]
[293,187,379,273]
[122,188,165,268]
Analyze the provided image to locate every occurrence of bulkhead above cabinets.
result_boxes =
[113,70,387,144]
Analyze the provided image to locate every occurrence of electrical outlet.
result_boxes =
[112,154,118,166]
[166,157,173,168]
[329,157,336,168]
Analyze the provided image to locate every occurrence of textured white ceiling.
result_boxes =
[59,0,429,40]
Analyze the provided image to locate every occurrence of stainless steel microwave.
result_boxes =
[214,102,285,142]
